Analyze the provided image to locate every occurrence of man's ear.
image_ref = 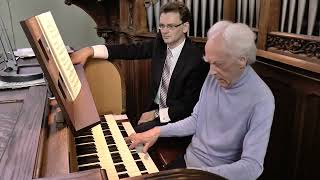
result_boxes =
[239,56,247,69]
[183,22,189,33]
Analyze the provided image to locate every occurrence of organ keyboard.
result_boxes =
[75,114,159,180]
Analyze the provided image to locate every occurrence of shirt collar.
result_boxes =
[167,38,186,58]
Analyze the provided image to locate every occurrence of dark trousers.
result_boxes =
[164,154,187,170]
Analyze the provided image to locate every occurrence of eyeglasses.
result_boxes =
[158,22,185,30]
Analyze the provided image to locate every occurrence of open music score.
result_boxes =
[75,114,159,179]
[36,11,81,101]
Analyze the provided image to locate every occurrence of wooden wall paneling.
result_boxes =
[223,0,236,22]
[119,0,129,31]
[253,57,320,179]
[253,61,298,179]
[257,0,281,49]
[296,94,320,179]
[132,0,148,34]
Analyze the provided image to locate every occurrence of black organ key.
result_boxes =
[110,152,123,163]
[120,130,128,137]
[105,136,115,144]
[108,144,118,152]
[131,152,140,160]
[77,154,99,165]
[115,164,127,173]
[111,155,123,163]
[78,163,101,171]
[75,136,94,144]
[103,129,112,136]
[76,144,97,155]
[118,173,129,179]
[77,130,93,136]
[118,125,125,131]
[111,152,121,159]
[136,160,147,171]
[116,122,122,126]
[100,123,109,129]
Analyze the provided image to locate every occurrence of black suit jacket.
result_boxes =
[107,33,209,122]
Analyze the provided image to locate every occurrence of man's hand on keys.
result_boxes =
[125,127,160,153]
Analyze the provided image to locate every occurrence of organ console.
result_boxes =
[0,0,319,180]
[75,115,159,179]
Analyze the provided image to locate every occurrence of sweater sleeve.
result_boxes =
[159,100,200,137]
[194,97,275,180]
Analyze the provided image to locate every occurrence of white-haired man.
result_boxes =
[127,21,275,180]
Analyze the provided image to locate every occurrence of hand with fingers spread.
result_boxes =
[70,47,94,65]
[126,127,160,153]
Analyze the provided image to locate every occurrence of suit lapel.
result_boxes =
[169,39,190,86]
[154,47,166,89]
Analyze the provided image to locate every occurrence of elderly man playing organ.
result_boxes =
[127,21,275,180]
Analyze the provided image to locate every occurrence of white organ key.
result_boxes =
[121,121,159,174]
[104,115,141,177]
[91,124,119,180]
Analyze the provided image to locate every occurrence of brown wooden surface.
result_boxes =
[40,102,70,177]
[257,49,320,74]
[0,86,47,180]
[253,57,320,180]
[223,0,236,21]
[21,17,100,133]
[36,169,107,180]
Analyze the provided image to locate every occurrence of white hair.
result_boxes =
[207,21,257,64]
[207,21,232,39]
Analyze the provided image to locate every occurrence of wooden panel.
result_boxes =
[0,90,26,158]
[257,0,281,49]
[40,101,70,177]
[0,86,47,180]
[36,169,107,180]
[253,57,320,180]
[223,0,236,21]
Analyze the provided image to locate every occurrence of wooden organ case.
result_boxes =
[64,0,320,179]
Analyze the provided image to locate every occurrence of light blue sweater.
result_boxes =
[159,66,275,180]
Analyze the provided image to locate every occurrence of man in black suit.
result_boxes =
[71,2,208,132]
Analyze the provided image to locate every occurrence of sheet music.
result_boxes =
[36,11,81,101]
